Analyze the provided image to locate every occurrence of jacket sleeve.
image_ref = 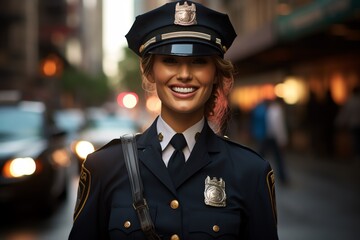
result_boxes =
[247,161,279,239]
[68,154,109,240]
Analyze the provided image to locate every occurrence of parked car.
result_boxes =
[72,112,140,164]
[55,108,86,141]
[55,108,86,170]
[0,101,71,214]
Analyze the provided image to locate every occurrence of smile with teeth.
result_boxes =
[172,86,196,94]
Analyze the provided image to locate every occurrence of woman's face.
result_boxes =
[148,55,217,120]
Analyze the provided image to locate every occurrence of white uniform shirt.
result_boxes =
[157,116,204,167]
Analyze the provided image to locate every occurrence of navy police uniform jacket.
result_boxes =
[69,119,278,239]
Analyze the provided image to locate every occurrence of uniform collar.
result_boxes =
[157,115,204,152]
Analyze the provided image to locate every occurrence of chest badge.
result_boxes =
[204,176,226,207]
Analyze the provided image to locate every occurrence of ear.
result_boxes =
[139,59,155,83]
[145,72,156,83]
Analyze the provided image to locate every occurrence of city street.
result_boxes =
[276,152,360,240]
[0,152,359,240]
[1,1,359,239]
[0,163,78,240]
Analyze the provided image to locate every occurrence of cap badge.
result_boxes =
[174,1,197,26]
[204,176,226,207]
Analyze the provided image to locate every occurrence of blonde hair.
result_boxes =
[140,55,235,134]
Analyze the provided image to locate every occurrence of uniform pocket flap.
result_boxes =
[109,207,141,234]
[188,211,240,238]
[109,206,157,234]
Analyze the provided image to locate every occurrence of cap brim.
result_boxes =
[147,43,221,56]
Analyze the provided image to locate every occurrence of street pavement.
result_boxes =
[275,152,360,240]
[1,151,358,240]
[60,151,359,240]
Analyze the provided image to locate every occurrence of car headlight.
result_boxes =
[2,157,37,178]
[52,149,71,167]
[74,141,95,160]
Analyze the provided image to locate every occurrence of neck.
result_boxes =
[161,111,204,133]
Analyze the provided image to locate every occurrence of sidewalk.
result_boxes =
[275,152,360,240]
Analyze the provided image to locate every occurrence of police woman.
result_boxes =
[69,1,279,239]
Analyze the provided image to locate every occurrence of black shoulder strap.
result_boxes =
[120,134,161,240]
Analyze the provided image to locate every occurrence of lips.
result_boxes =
[171,86,196,94]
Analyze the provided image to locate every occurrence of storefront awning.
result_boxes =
[277,0,360,41]
[227,0,360,78]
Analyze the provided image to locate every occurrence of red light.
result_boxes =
[117,92,138,109]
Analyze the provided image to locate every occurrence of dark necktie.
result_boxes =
[168,133,186,183]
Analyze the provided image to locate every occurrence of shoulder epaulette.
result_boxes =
[95,133,143,152]
[218,135,265,160]
[95,138,121,152]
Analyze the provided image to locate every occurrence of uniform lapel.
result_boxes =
[175,121,221,188]
[137,118,177,195]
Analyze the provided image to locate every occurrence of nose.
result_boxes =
[177,63,192,81]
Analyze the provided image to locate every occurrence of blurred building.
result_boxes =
[132,0,360,157]
[0,0,104,107]
[3,0,350,156]
[225,0,360,105]
[0,0,39,92]
[222,0,360,157]
[76,0,103,74]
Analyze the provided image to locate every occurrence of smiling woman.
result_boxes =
[148,55,216,131]
[141,54,234,132]
[69,1,279,239]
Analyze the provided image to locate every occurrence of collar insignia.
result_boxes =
[174,1,197,26]
[204,176,226,207]
[158,132,164,142]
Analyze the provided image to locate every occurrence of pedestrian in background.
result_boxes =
[336,85,360,161]
[69,1,278,239]
[251,97,289,184]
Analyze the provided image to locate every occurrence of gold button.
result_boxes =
[123,221,131,229]
[170,234,180,240]
[213,225,220,232]
[170,200,179,209]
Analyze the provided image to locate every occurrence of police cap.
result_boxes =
[126,1,237,57]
